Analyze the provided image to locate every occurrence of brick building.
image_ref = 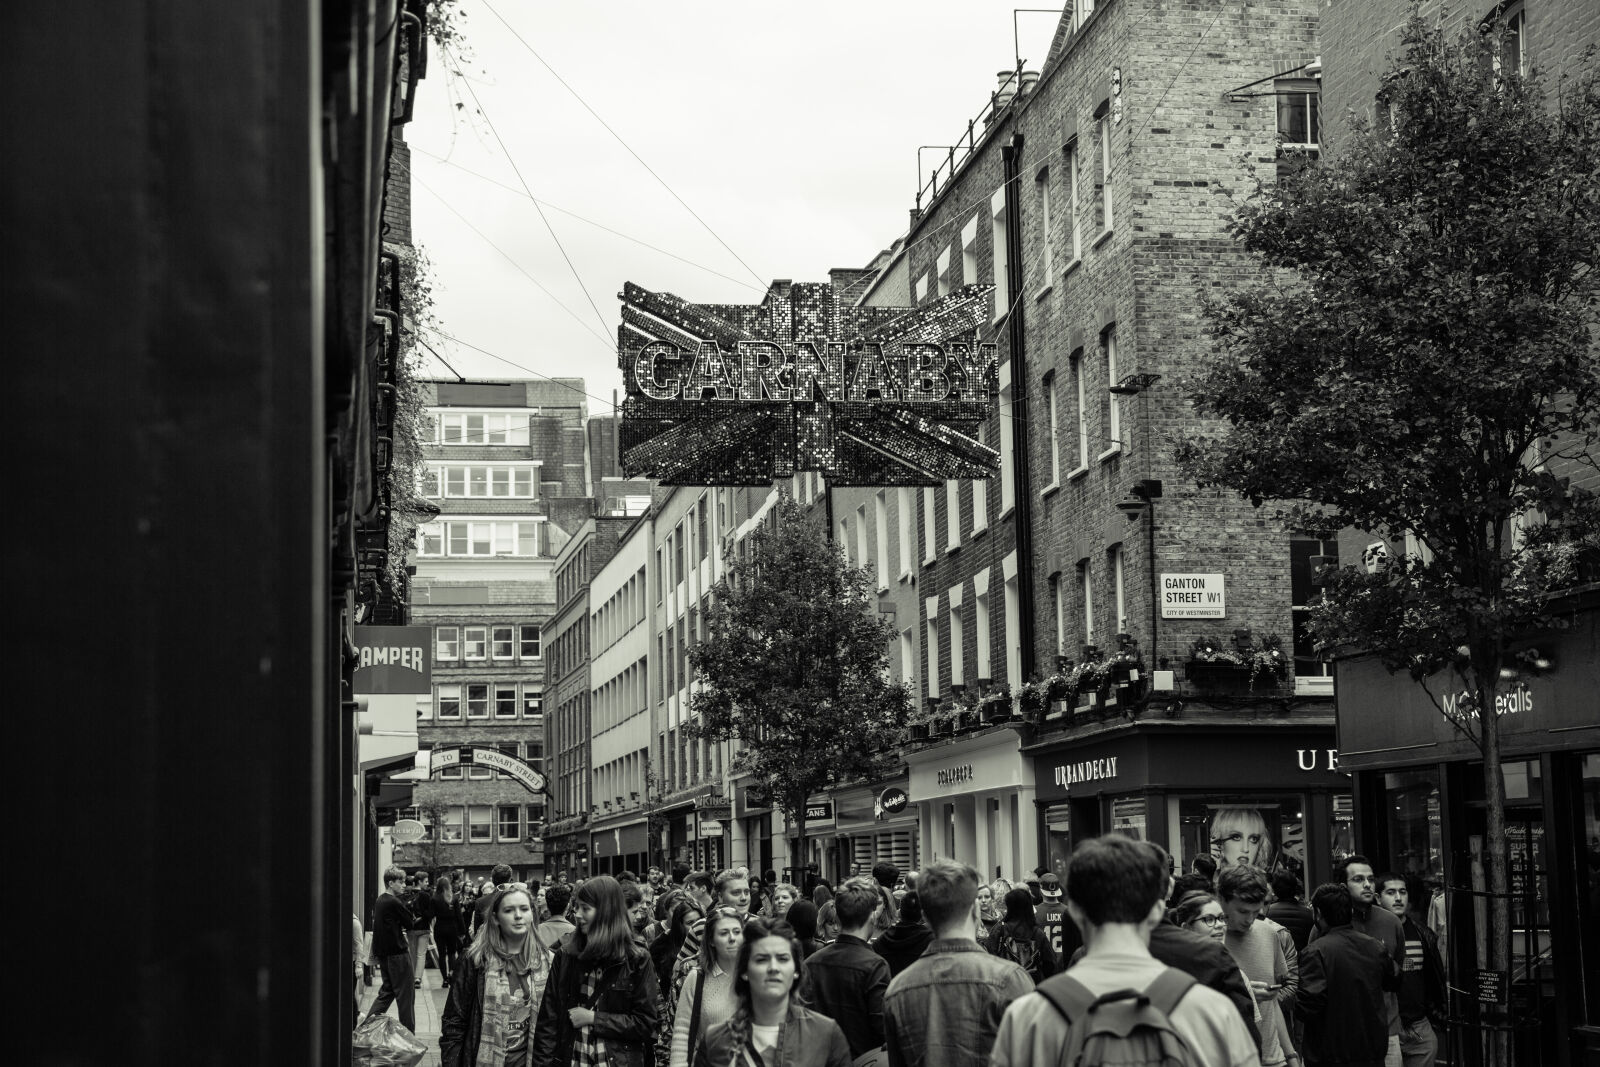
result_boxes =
[400,379,594,881]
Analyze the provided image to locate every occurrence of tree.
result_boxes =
[1177,13,1599,1026]
[687,497,912,875]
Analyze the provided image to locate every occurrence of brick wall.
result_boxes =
[383,134,411,246]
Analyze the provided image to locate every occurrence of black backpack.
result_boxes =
[1034,967,1202,1067]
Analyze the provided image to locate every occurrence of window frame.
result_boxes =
[497,803,522,842]
[436,683,462,721]
[466,682,490,720]
[436,626,460,661]
[520,624,542,660]
[1099,328,1122,459]
[491,626,515,659]
[1094,103,1114,237]
[494,682,518,719]
[468,805,494,843]
[1065,138,1082,264]
[1035,164,1054,286]
[463,626,488,660]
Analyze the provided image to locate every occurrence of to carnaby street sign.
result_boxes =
[429,747,548,797]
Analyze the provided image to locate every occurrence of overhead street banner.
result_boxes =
[428,747,548,797]
[353,625,432,693]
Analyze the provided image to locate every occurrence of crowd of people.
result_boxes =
[357,841,1443,1067]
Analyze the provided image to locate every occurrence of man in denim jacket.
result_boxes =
[883,862,1035,1067]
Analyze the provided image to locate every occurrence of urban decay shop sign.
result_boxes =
[353,625,432,694]
[617,280,999,485]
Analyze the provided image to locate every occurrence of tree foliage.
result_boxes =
[1177,13,1598,999]
[687,497,911,862]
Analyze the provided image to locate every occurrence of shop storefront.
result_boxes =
[689,797,731,874]
[823,777,919,884]
[1337,594,1600,1067]
[590,820,648,876]
[731,781,776,878]
[908,729,1035,882]
[1028,723,1348,890]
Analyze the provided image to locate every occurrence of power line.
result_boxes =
[450,67,616,342]
[413,147,768,293]
[424,326,621,414]
[415,178,616,352]
[481,1,769,290]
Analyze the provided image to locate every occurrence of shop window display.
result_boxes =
[1175,796,1306,878]
[1382,769,1443,884]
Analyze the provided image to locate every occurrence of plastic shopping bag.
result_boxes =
[352,1013,428,1067]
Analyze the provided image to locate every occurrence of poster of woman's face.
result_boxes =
[1209,806,1274,871]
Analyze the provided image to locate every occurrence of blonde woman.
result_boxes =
[441,886,551,1067]
[1210,807,1275,872]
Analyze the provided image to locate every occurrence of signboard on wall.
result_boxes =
[1159,574,1226,619]
[618,280,999,485]
[353,625,432,693]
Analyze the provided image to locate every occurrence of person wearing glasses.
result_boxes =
[669,907,745,1067]
[1169,889,1228,944]
[440,884,551,1067]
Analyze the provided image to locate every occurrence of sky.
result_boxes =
[407,0,1065,413]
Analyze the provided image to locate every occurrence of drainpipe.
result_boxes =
[1001,134,1036,680]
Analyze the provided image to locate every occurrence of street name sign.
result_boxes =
[1159,573,1227,619]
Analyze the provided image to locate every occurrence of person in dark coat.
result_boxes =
[532,874,660,1067]
[432,876,467,988]
[1268,869,1317,952]
[982,887,1059,981]
[785,900,824,959]
[872,891,935,978]
[1300,883,1399,1067]
[440,886,551,1067]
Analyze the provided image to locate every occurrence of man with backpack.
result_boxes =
[991,835,1261,1067]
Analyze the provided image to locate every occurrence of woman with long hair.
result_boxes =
[976,882,1003,939]
[1209,807,1275,872]
[982,886,1060,981]
[811,883,839,942]
[432,876,466,988]
[533,874,660,1067]
[692,917,850,1067]
[670,907,745,1067]
[440,886,551,1067]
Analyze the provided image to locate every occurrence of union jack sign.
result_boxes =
[618,280,999,486]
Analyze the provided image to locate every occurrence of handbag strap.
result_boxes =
[687,968,707,1060]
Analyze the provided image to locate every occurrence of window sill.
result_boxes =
[1096,445,1123,463]
[923,556,938,567]
[946,544,961,556]
[1092,228,1114,249]
[1035,283,1054,303]
[899,571,912,584]
[1067,465,1091,482]
[1062,257,1083,279]
[971,522,989,538]
[998,505,1016,523]
[1040,481,1061,500]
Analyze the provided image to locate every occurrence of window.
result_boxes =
[466,683,489,719]
[1292,538,1338,680]
[436,411,529,446]
[926,606,940,698]
[856,504,869,573]
[463,626,487,660]
[1276,79,1320,155]
[1065,139,1082,262]
[950,595,965,687]
[991,187,1009,320]
[971,423,989,532]
[1101,329,1122,454]
[1050,572,1066,653]
[427,463,540,498]
[946,481,960,551]
[1073,0,1096,31]
[1078,559,1095,647]
[922,487,938,562]
[961,216,979,285]
[1094,102,1113,233]
[441,806,465,842]
[416,520,546,557]
[875,491,889,590]
[523,687,543,719]
[975,579,992,681]
[468,806,493,843]
[1044,371,1061,486]
[495,683,518,719]
[497,804,521,841]
[416,693,432,721]
[436,626,459,661]
[520,624,541,659]
[1072,350,1089,471]
[491,626,514,659]
[999,375,1016,513]
[914,272,929,303]
[1488,3,1527,81]
[936,246,952,297]
[437,684,461,720]
[897,487,913,580]
[1003,568,1022,692]
[900,627,916,686]
[1110,544,1127,635]
[1036,166,1054,281]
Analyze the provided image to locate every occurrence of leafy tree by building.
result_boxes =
[687,497,913,872]
[1177,14,1599,1013]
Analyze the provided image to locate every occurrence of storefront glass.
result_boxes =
[1174,795,1308,880]
[1581,753,1599,1025]
[1111,797,1147,840]
[1044,807,1071,880]
[1383,768,1443,883]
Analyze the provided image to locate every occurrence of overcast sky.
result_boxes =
[408,1,1063,412]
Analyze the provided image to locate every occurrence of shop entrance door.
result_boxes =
[1466,804,1556,1065]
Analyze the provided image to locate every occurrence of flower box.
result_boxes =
[934,717,955,738]
[908,723,930,741]
[983,701,1013,724]
[1185,661,1254,691]
[956,710,980,733]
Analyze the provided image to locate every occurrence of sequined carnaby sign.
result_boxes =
[618,280,999,486]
